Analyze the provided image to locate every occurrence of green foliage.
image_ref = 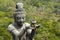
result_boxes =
[0,0,60,40]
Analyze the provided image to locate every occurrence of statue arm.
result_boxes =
[8,25,19,36]
[25,23,32,34]
[8,24,26,37]
[27,28,32,34]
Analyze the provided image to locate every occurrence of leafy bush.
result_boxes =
[0,0,60,40]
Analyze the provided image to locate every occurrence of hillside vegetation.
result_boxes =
[0,0,60,40]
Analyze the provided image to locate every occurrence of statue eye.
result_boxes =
[17,17,19,19]
[22,17,24,19]
[19,17,21,19]
[17,17,21,19]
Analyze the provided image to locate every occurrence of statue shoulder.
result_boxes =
[24,23,30,28]
[25,23,30,26]
[8,24,14,28]
[8,24,15,31]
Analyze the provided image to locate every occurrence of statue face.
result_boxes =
[14,13,26,25]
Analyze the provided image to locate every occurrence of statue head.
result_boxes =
[14,12,26,26]
[16,3,24,10]
[13,3,26,26]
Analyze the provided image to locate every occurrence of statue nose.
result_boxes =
[20,19,23,21]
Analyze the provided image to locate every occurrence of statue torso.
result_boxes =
[8,23,30,40]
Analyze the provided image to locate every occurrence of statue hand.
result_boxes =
[25,23,30,29]
[35,24,40,28]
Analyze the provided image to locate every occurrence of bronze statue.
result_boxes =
[8,3,40,40]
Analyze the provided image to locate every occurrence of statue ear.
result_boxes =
[16,5,18,9]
